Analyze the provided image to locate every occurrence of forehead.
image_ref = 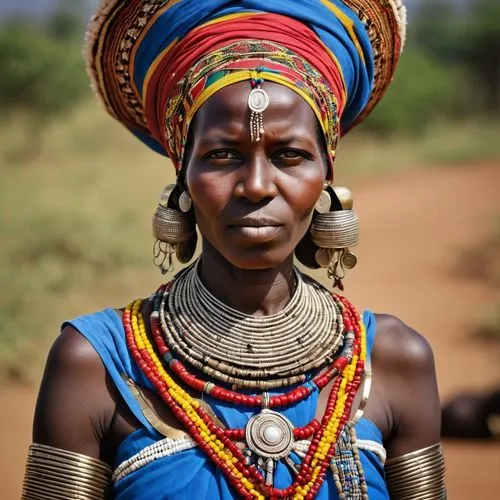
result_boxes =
[191,81,320,138]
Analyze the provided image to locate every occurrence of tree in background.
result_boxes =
[363,0,500,135]
[0,5,89,158]
[461,0,500,115]
[411,0,500,115]
[363,48,463,135]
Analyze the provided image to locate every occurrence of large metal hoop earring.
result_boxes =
[152,184,197,274]
[310,185,359,290]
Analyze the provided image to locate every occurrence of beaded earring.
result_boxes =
[310,184,359,290]
[152,184,197,274]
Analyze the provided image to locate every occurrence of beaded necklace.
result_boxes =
[152,288,356,411]
[123,270,367,499]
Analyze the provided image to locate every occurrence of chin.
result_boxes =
[222,248,293,271]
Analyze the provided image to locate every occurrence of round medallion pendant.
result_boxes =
[315,248,334,268]
[248,88,270,114]
[245,410,295,460]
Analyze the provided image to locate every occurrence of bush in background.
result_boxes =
[364,0,500,135]
[363,48,463,136]
[410,0,500,116]
[0,10,89,156]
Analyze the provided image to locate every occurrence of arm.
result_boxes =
[23,326,117,499]
[33,326,116,459]
[372,314,446,499]
[373,314,441,457]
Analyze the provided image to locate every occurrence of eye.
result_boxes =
[273,149,313,166]
[204,150,241,166]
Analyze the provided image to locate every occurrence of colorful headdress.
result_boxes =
[86,1,406,176]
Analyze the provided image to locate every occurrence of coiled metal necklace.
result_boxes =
[159,261,345,390]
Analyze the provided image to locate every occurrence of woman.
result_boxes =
[23,0,446,499]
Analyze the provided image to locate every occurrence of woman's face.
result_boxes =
[185,81,327,270]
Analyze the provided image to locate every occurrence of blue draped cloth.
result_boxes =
[67,309,389,499]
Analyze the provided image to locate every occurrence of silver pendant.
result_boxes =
[248,88,270,114]
[341,250,358,269]
[248,88,269,142]
[314,189,332,214]
[178,191,192,213]
[245,409,295,460]
[245,409,295,487]
[315,248,335,268]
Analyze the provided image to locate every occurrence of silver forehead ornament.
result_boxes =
[248,87,270,142]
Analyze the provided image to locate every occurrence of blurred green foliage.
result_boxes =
[363,48,463,135]
[411,0,500,115]
[364,0,500,133]
[0,7,89,155]
[0,22,87,117]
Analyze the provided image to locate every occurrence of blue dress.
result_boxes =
[67,309,388,499]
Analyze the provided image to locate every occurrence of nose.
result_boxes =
[234,153,278,204]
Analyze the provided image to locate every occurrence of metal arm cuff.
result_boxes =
[22,443,112,500]
[385,443,447,499]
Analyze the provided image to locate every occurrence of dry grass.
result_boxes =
[0,105,170,381]
[1,103,499,381]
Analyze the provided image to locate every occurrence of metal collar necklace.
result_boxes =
[158,261,345,389]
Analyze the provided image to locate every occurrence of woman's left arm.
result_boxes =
[372,314,446,499]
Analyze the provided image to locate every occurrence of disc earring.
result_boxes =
[152,184,196,274]
[310,185,359,289]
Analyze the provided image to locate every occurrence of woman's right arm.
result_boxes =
[23,326,116,499]
[33,326,116,458]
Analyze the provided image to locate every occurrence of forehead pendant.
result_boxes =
[248,77,269,142]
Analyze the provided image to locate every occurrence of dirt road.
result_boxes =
[2,163,499,498]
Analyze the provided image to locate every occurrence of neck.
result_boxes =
[198,242,296,316]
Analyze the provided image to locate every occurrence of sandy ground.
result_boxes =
[1,163,499,498]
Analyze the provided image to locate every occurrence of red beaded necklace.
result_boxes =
[123,281,365,499]
[152,284,355,411]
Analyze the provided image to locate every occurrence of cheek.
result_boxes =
[280,168,325,219]
[186,168,230,219]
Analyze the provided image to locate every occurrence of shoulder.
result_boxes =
[369,314,441,456]
[46,324,106,376]
[43,310,126,383]
[372,313,435,375]
[33,324,117,458]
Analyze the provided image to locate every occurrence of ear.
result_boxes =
[179,129,195,185]
[295,229,321,269]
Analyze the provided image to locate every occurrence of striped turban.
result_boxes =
[86,0,406,177]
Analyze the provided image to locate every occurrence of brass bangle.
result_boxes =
[388,474,446,490]
[385,443,447,500]
[28,444,111,473]
[25,458,110,487]
[387,464,446,485]
[22,444,112,500]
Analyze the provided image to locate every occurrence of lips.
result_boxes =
[227,217,284,242]
[228,217,283,228]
